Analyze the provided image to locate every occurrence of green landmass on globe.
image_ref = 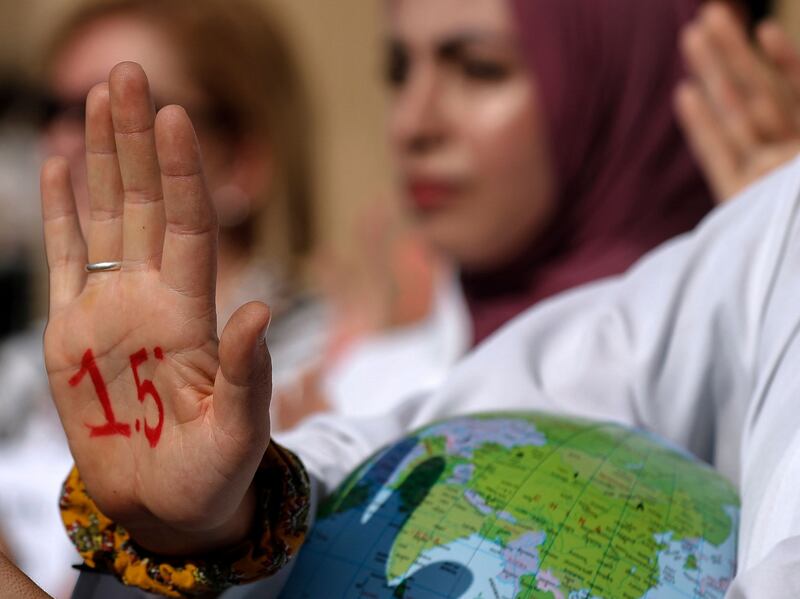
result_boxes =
[282,412,739,599]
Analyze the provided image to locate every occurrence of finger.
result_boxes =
[85,83,124,269]
[674,82,741,202]
[214,302,272,447]
[681,23,759,153]
[703,4,771,94]
[41,157,87,313]
[108,62,165,269]
[759,21,800,92]
[703,5,793,139]
[155,105,218,301]
[758,21,800,111]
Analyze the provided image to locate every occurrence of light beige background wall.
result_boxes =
[249,0,394,253]
[0,0,393,255]
[776,0,800,45]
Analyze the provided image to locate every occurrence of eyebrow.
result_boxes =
[391,30,515,56]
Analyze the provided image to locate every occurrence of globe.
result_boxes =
[282,412,739,599]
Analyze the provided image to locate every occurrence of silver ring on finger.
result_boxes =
[85,261,122,273]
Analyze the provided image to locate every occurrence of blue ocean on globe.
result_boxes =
[281,412,739,598]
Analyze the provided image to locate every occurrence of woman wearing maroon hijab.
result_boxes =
[324,0,714,419]
[460,0,713,343]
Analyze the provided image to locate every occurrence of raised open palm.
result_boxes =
[676,3,800,203]
[41,63,272,554]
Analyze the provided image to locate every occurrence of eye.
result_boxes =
[461,58,509,82]
[386,42,409,88]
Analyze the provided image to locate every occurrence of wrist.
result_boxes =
[61,442,311,597]
[128,483,257,556]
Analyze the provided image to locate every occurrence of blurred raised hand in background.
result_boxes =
[677,1,800,202]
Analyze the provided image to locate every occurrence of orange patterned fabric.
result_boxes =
[60,443,310,597]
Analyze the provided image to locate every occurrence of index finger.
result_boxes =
[702,4,771,94]
[758,21,800,107]
[675,82,742,202]
[703,5,793,139]
[681,22,758,153]
[155,105,218,303]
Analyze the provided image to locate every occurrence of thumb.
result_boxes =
[214,301,273,445]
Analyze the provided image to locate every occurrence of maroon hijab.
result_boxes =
[463,0,714,345]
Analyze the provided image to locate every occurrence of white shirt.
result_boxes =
[272,156,800,597]
[72,158,800,598]
[322,270,471,417]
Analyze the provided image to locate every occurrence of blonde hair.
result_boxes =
[44,0,315,284]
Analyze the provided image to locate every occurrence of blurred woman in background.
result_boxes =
[0,0,320,594]
[320,0,717,421]
[42,0,323,383]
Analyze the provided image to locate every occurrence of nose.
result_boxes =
[390,63,447,156]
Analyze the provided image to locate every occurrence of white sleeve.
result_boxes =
[724,538,800,598]
[274,393,430,496]
[280,158,800,492]
[275,157,800,596]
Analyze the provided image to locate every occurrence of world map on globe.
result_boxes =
[282,412,739,598]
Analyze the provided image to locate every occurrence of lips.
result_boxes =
[407,179,459,211]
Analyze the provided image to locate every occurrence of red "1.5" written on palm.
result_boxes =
[68,347,165,448]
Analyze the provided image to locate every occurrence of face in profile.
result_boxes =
[387,0,555,272]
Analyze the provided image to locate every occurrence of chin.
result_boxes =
[415,214,513,271]
[423,232,493,272]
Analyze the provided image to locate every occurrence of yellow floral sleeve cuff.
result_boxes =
[60,442,311,598]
